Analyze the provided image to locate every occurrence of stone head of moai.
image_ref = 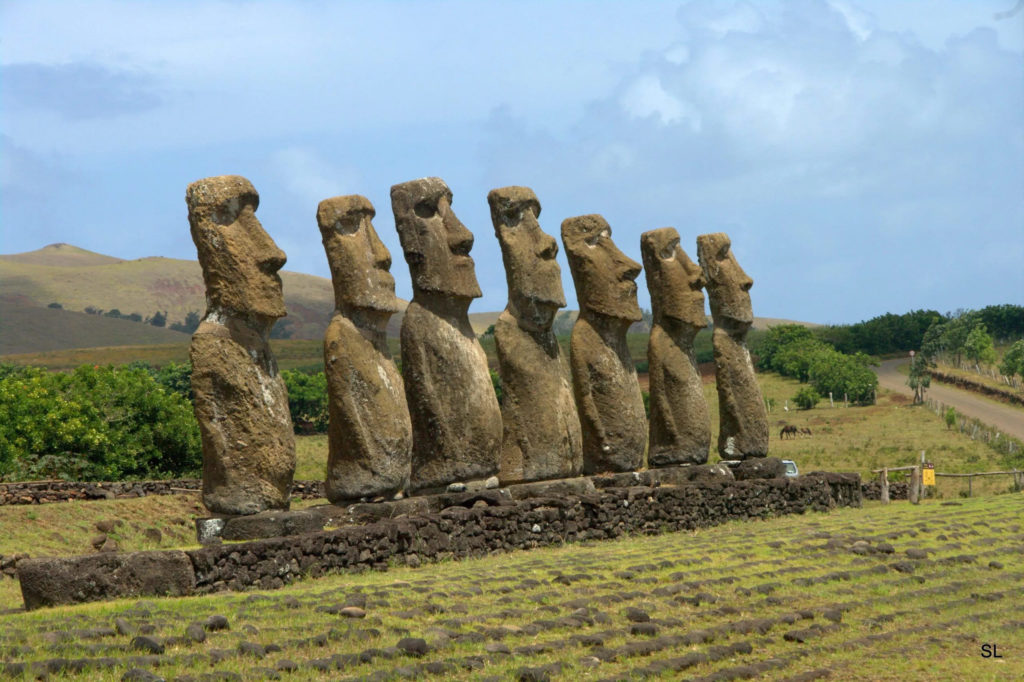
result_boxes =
[488,186,566,330]
[391,177,481,301]
[561,214,642,322]
[641,227,707,331]
[186,175,287,324]
[317,195,401,321]
[696,232,753,331]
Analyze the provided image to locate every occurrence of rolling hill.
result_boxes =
[0,243,337,341]
[1,243,816,357]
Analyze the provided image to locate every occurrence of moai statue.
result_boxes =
[318,195,411,503]
[488,187,582,483]
[391,178,502,492]
[186,175,295,515]
[697,232,769,460]
[641,228,711,466]
[561,214,647,474]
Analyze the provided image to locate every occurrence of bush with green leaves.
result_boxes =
[999,339,1024,380]
[807,349,878,405]
[280,369,329,432]
[793,385,820,410]
[0,363,201,481]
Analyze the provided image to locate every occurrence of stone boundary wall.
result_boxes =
[2,475,886,506]
[18,473,860,609]
[860,480,909,501]
[0,479,325,506]
[931,370,1024,408]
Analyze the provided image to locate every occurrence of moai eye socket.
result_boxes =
[500,207,521,227]
[414,201,438,219]
[585,227,609,247]
[334,214,361,236]
[660,238,679,260]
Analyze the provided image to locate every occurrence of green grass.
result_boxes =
[0,495,1020,680]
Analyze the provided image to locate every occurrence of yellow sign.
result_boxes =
[922,465,935,487]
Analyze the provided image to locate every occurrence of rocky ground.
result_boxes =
[1,495,1020,681]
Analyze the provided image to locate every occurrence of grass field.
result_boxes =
[0,495,1020,680]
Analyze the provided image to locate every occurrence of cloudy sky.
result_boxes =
[2,0,1022,324]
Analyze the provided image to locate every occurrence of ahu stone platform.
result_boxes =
[18,470,861,609]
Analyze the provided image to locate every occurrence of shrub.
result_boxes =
[281,369,329,433]
[0,364,201,481]
[793,386,820,410]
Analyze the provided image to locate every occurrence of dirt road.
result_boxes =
[876,358,1024,441]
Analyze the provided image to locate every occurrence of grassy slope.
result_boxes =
[0,299,191,356]
[0,495,1019,680]
[0,244,336,342]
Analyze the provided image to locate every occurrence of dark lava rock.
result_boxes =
[275,660,298,672]
[891,561,915,574]
[989,561,1004,570]
[630,622,660,636]
[624,607,650,622]
[823,609,843,623]
[204,615,230,631]
[396,637,428,657]
[238,641,266,658]
[185,622,206,643]
[130,635,164,654]
[121,669,164,681]
[96,519,123,534]
[905,548,929,560]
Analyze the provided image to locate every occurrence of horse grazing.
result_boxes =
[780,425,798,439]
[800,427,812,437]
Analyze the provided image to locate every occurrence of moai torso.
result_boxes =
[642,228,711,466]
[186,175,295,515]
[489,187,582,483]
[392,178,501,492]
[697,232,769,460]
[318,195,411,502]
[562,214,647,474]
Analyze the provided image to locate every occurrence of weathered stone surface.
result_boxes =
[641,228,710,466]
[18,551,195,610]
[488,187,582,483]
[187,175,295,515]
[391,178,501,492]
[697,232,769,460]
[731,457,788,480]
[318,195,411,502]
[561,214,646,474]
[220,509,324,541]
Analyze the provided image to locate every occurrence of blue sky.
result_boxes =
[2,0,1022,324]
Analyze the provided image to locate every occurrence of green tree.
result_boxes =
[999,339,1024,381]
[963,324,996,372]
[944,406,957,430]
[793,386,820,410]
[754,324,817,371]
[907,354,931,404]
[170,311,201,334]
[147,310,167,327]
[47,302,62,309]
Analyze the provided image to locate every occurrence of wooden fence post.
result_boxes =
[968,474,972,498]
[880,469,889,504]
[909,466,921,504]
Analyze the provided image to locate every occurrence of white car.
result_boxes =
[782,460,799,477]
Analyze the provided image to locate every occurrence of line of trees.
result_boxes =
[55,303,203,333]
[754,324,878,408]
[815,304,1024,358]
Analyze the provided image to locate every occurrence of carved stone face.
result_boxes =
[641,227,706,329]
[696,232,753,328]
[317,195,400,314]
[561,214,642,322]
[390,177,481,300]
[186,175,287,321]
[488,186,566,324]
